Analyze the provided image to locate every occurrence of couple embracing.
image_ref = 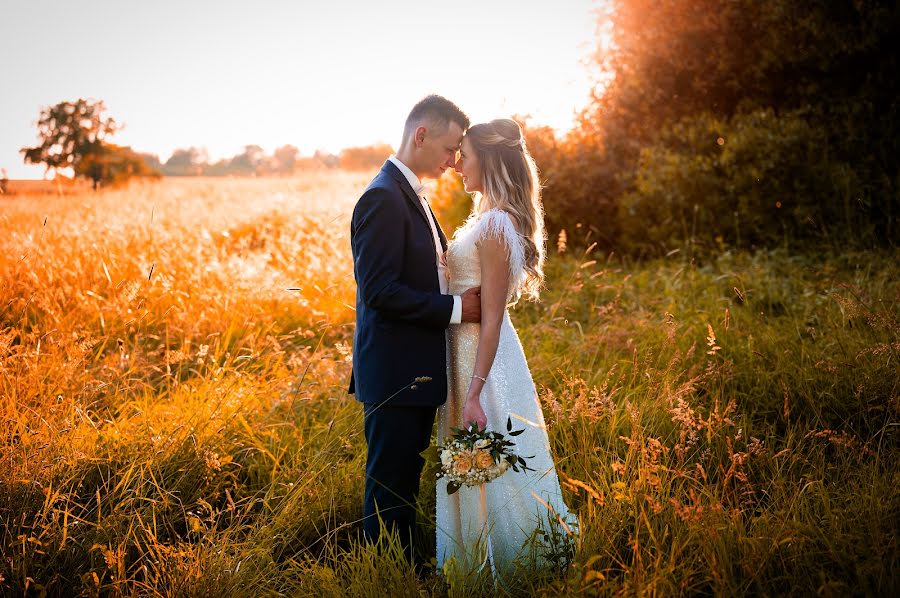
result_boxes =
[349,95,576,578]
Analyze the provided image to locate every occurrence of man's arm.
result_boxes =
[351,187,454,329]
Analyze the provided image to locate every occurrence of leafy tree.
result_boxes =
[137,152,163,172]
[74,144,160,190]
[312,150,339,169]
[20,99,119,179]
[293,150,339,171]
[163,147,207,176]
[271,144,299,175]
[338,143,393,171]
[229,145,265,175]
[203,159,231,177]
[522,120,619,246]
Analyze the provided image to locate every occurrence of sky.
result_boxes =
[1,0,604,179]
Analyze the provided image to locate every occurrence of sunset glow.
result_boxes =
[0,0,605,179]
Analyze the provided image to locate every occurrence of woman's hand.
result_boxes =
[463,396,488,430]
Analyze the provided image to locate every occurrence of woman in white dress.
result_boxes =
[436,119,577,579]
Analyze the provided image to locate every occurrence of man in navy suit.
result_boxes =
[349,95,481,562]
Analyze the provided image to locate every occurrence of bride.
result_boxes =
[436,119,577,578]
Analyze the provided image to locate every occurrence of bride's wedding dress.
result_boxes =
[436,209,577,577]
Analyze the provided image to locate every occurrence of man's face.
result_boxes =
[417,121,464,180]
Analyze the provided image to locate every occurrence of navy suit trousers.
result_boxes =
[362,403,437,561]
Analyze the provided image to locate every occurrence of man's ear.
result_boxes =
[415,126,427,148]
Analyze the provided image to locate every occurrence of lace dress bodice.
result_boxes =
[445,209,527,301]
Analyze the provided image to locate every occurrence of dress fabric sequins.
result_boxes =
[436,209,577,576]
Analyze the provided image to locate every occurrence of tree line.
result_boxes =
[142,142,395,176]
[18,99,394,185]
[141,145,330,177]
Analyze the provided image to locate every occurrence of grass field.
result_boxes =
[1,174,897,596]
[1,179,92,196]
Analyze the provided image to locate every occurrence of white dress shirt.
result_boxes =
[388,155,462,324]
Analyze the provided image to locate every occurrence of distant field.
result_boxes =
[1,178,90,195]
[1,173,897,596]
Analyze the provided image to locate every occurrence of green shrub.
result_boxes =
[618,109,869,256]
[525,124,621,248]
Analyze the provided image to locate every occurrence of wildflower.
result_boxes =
[164,349,190,365]
[334,342,351,360]
[203,449,222,471]
[644,494,664,514]
[706,323,721,355]
[665,312,677,344]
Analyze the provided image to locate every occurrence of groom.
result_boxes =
[349,95,481,561]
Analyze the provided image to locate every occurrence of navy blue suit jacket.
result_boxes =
[349,160,454,407]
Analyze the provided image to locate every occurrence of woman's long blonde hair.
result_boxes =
[465,118,546,300]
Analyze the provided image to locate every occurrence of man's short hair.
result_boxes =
[404,95,470,139]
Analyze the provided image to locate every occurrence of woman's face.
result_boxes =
[454,136,483,194]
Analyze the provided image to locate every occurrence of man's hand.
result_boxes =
[460,286,481,323]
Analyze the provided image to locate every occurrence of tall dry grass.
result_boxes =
[1,174,897,596]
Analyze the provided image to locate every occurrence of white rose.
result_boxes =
[474,439,490,449]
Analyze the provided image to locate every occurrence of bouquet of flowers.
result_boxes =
[423,417,533,495]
